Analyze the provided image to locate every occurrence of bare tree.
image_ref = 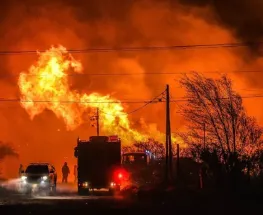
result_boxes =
[0,142,18,161]
[177,73,263,180]
[0,142,18,176]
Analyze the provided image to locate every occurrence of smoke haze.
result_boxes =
[0,0,262,178]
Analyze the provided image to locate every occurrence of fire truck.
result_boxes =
[74,135,126,195]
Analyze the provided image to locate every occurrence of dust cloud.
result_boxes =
[0,0,262,178]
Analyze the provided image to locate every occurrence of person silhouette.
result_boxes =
[62,162,70,183]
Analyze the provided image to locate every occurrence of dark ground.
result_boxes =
[0,182,262,214]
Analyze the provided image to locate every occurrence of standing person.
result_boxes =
[74,165,77,183]
[18,164,24,177]
[62,162,70,183]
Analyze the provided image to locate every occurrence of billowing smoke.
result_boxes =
[0,0,261,176]
[179,0,263,47]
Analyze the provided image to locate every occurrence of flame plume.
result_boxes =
[18,45,151,143]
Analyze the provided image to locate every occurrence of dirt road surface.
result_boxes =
[1,181,262,214]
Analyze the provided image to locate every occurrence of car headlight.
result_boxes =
[82,182,88,187]
[41,176,48,181]
[21,176,27,180]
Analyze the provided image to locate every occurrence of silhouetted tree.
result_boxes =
[0,142,18,175]
[0,142,18,161]
[177,73,263,188]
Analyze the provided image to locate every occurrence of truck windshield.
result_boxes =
[25,165,49,174]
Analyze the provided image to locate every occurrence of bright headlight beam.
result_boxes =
[42,176,48,180]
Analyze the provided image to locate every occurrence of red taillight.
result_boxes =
[113,169,127,182]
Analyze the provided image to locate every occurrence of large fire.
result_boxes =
[18,45,172,145]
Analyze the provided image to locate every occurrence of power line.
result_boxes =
[5,70,263,78]
[66,70,263,75]
[0,41,262,55]
[0,98,159,104]
[170,94,263,102]
[0,91,167,117]
[0,94,262,118]
[0,94,263,104]
[100,90,167,116]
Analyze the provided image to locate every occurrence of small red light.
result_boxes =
[113,169,127,183]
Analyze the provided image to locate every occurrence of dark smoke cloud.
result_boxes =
[179,0,263,48]
[2,0,262,46]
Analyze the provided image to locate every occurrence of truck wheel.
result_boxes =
[109,188,114,195]
[109,186,120,195]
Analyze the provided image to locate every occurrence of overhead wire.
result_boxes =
[91,90,167,116]
[0,41,262,55]
[0,91,167,117]
[1,94,263,104]
[1,42,263,116]
[170,94,263,102]
[4,70,263,78]
[1,94,263,117]
[0,98,157,104]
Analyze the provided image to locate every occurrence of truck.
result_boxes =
[122,151,159,186]
[74,135,124,195]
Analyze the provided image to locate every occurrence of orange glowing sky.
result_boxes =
[0,0,263,179]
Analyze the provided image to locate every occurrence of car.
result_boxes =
[20,163,57,195]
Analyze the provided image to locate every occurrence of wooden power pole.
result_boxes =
[96,107,100,136]
[167,85,173,181]
[165,84,173,183]
[203,123,206,149]
[176,144,180,180]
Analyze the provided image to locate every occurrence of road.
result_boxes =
[0,195,137,214]
[0,181,125,203]
[1,181,262,214]
[0,181,147,214]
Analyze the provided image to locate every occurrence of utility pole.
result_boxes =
[176,144,180,180]
[96,107,100,136]
[165,86,169,184]
[167,85,173,181]
[165,84,173,184]
[203,123,206,149]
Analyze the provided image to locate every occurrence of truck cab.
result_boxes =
[74,136,123,195]
[122,151,155,186]
[122,152,149,165]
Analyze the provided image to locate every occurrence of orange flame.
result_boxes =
[18,45,156,144]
